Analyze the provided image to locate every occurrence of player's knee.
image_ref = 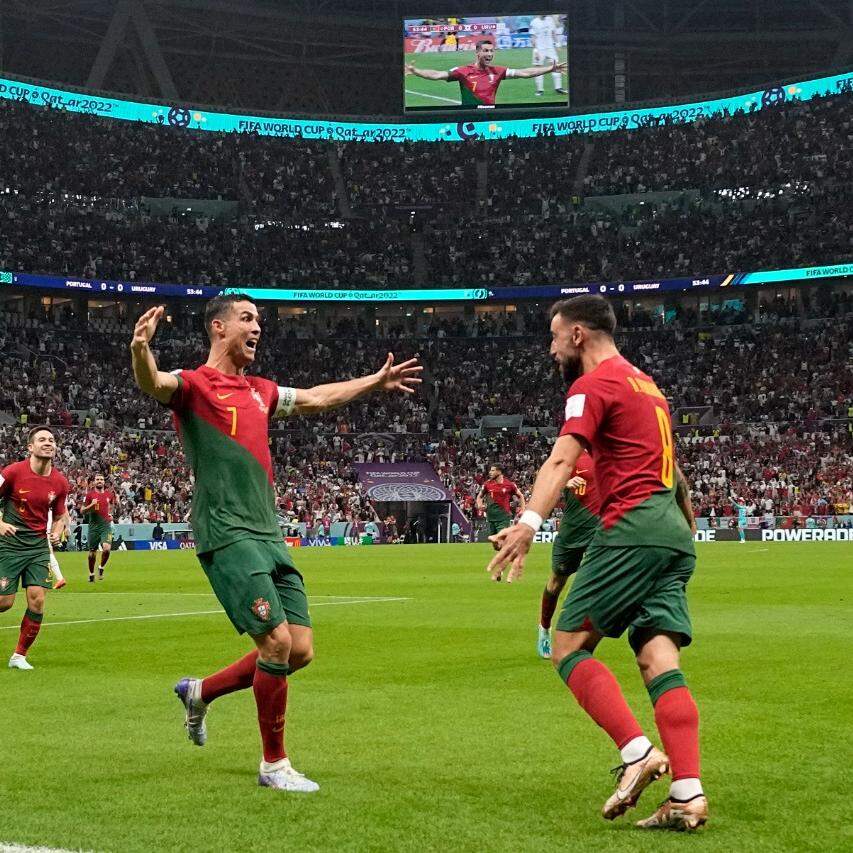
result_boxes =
[289,644,314,672]
[545,576,564,595]
[256,625,292,663]
[0,596,14,612]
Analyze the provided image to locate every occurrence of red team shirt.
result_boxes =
[569,450,602,516]
[559,354,691,552]
[84,489,116,522]
[482,478,519,514]
[448,63,511,106]
[0,461,69,540]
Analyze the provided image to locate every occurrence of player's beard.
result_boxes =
[558,353,583,386]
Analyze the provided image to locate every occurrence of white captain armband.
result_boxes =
[275,386,297,418]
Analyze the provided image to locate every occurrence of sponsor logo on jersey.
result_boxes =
[252,597,272,621]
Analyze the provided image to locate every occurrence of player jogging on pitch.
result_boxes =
[0,427,70,670]
[487,296,707,831]
[476,465,525,540]
[130,294,421,793]
[536,449,600,659]
[406,39,567,108]
[80,474,116,581]
[529,15,567,97]
[731,495,749,543]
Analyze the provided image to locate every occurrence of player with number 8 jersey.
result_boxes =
[486,295,706,831]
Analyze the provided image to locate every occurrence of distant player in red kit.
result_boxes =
[476,464,525,538]
[487,296,706,831]
[0,427,70,670]
[80,474,116,582]
[406,40,567,108]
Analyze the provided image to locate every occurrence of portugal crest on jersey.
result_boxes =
[0,577,9,590]
[252,597,272,621]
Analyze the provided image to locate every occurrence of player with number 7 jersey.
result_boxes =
[130,293,422,794]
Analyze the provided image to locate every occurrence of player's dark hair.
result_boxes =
[204,292,257,338]
[27,425,54,445]
[475,39,493,51]
[490,463,503,473]
[550,295,617,336]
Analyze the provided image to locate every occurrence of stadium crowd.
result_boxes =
[1,89,851,288]
[1,303,849,528]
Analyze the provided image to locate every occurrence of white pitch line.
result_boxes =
[0,597,410,630]
[404,88,461,105]
[55,593,383,599]
[1,845,88,853]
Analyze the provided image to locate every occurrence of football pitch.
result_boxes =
[1,543,850,852]
[404,48,569,109]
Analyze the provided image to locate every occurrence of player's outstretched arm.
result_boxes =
[130,306,179,404]
[510,59,567,78]
[486,434,583,582]
[405,63,451,81]
[514,485,527,516]
[290,353,422,415]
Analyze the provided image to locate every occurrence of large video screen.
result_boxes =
[404,14,569,112]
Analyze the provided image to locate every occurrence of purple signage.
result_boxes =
[353,463,450,502]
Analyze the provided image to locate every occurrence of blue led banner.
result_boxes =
[2,265,850,302]
[0,70,850,142]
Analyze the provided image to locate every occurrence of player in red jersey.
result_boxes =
[131,294,421,792]
[406,40,567,108]
[487,296,707,831]
[533,450,601,659]
[80,474,116,582]
[0,427,70,670]
[476,464,525,540]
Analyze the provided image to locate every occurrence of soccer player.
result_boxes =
[529,14,567,96]
[406,40,567,108]
[487,296,707,831]
[476,465,525,539]
[0,427,70,670]
[130,295,421,793]
[536,450,600,659]
[731,495,749,543]
[80,474,116,581]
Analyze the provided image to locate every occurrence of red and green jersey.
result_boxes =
[84,489,116,523]
[483,478,518,514]
[559,355,694,554]
[447,63,511,107]
[557,450,601,548]
[168,365,296,555]
[0,460,69,549]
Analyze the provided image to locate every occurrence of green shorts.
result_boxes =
[486,507,513,536]
[198,538,311,636]
[88,522,114,551]
[0,547,52,595]
[551,542,587,576]
[557,545,695,649]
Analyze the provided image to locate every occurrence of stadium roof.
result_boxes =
[0,0,851,115]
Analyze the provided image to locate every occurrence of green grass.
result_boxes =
[404,47,568,109]
[1,542,850,852]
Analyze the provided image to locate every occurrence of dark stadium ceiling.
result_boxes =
[0,0,851,115]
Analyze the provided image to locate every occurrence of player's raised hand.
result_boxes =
[551,60,568,73]
[131,305,165,350]
[405,63,416,76]
[486,523,534,583]
[0,521,18,537]
[375,352,424,395]
[566,475,586,490]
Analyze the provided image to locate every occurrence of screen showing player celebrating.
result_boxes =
[0,427,70,671]
[81,474,116,582]
[407,39,566,108]
[130,294,421,794]
[487,295,707,831]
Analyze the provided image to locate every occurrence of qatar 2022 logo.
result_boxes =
[167,106,192,128]
[761,86,786,108]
